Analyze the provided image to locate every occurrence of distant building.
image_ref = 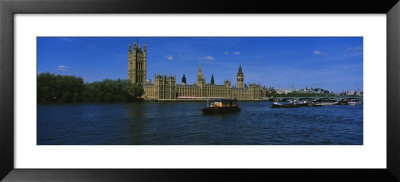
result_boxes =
[260,86,267,97]
[275,89,291,94]
[266,86,276,94]
[130,43,262,101]
[341,90,362,96]
[345,91,355,96]
[296,87,333,95]
[145,79,152,84]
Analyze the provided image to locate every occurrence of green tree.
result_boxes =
[37,72,143,103]
[37,73,84,103]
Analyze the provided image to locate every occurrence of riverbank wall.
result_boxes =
[145,99,266,102]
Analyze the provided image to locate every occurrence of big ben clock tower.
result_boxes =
[237,65,244,88]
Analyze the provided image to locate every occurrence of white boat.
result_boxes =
[348,99,361,105]
[321,102,338,106]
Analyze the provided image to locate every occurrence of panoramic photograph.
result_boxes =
[37,37,363,145]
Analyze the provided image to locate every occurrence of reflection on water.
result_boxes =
[125,103,146,144]
[37,102,363,145]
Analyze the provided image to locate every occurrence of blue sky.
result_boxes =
[37,37,363,92]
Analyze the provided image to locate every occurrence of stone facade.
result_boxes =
[128,42,147,84]
[132,43,262,101]
[237,65,244,89]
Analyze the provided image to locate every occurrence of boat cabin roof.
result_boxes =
[210,98,237,102]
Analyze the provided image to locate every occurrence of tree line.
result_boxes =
[37,72,144,103]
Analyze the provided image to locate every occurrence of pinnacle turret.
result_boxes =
[197,64,205,87]
[182,74,187,85]
[238,64,243,74]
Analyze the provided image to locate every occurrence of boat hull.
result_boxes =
[202,107,241,114]
[320,102,338,106]
[337,102,348,105]
[307,103,323,107]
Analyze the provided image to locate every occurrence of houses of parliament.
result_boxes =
[128,42,262,101]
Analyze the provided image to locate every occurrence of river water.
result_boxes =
[37,102,363,145]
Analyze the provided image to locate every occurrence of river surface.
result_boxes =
[37,102,363,145]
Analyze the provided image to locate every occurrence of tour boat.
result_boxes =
[202,99,240,114]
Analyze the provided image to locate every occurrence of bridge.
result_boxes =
[262,96,363,101]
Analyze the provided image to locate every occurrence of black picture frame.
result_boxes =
[1,0,399,181]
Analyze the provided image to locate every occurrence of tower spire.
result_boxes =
[237,65,244,88]
[197,64,205,87]
[182,74,187,85]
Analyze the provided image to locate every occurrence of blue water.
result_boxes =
[37,102,363,145]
